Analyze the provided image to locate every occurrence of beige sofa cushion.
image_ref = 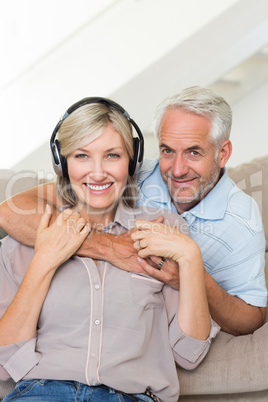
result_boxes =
[178,321,268,396]
[0,169,45,204]
[228,155,268,249]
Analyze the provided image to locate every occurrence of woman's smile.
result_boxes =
[84,182,113,191]
[67,124,129,220]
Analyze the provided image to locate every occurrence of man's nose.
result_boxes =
[172,155,189,177]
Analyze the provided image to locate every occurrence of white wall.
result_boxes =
[10,78,268,175]
[11,77,268,177]
[142,80,268,168]
[2,0,268,178]
[228,81,268,167]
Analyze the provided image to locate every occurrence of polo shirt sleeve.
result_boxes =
[211,230,267,307]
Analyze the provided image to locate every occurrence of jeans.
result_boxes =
[3,380,154,402]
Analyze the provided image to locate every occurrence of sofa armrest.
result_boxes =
[178,321,268,396]
[178,250,268,397]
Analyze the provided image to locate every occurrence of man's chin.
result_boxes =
[169,188,199,204]
[173,197,197,204]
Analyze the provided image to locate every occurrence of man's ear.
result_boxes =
[217,140,232,168]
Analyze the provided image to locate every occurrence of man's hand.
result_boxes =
[76,216,171,276]
[107,228,143,272]
[76,228,143,272]
[138,256,181,289]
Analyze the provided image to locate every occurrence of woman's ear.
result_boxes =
[217,140,232,168]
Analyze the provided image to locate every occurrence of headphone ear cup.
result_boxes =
[60,154,68,178]
[129,137,140,176]
[51,140,68,177]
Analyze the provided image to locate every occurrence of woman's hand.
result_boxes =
[0,206,91,347]
[35,205,91,271]
[131,220,200,264]
[132,219,211,340]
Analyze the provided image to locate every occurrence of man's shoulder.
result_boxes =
[207,174,264,235]
[225,174,261,211]
[137,157,160,184]
[133,205,189,236]
[0,235,34,259]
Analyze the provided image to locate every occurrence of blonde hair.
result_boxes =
[56,102,137,208]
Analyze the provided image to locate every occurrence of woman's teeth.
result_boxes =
[85,183,112,191]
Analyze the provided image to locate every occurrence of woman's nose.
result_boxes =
[88,159,107,181]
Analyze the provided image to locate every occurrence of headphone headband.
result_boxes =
[50,97,144,177]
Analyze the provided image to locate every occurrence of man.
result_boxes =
[0,86,266,336]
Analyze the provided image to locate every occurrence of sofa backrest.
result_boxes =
[0,169,48,239]
[228,155,268,250]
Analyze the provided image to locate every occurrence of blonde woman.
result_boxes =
[0,98,219,402]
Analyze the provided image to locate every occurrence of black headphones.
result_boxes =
[50,97,144,177]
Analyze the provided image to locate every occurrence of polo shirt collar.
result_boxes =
[182,168,232,221]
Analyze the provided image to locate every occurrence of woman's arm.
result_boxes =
[0,207,91,347]
[131,220,211,340]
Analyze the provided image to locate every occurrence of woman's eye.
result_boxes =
[75,154,87,159]
[107,153,120,159]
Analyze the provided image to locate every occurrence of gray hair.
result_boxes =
[56,102,137,208]
[153,86,232,150]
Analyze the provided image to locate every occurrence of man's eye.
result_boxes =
[162,148,172,154]
[188,150,202,159]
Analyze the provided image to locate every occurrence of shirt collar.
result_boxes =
[111,202,138,231]
[138,159,233,219]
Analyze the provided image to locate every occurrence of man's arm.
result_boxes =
[204,272,266,336]
[1,184,265,335]
[0,183,58,246]
[0,183,142,271]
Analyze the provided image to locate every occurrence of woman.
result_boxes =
[0,98,219,402]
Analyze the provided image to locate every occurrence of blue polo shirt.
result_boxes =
[137,158,267,307]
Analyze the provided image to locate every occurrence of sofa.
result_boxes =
[0,154,268,401]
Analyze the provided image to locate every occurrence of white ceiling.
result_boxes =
[1,0,268,173]
[0,0,117,89]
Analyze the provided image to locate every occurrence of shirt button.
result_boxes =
[94,319,100,325]
[92,353,96,358]
[95,284,100,290]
